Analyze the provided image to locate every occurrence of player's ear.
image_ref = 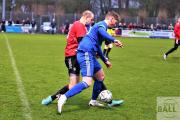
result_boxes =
[110,17,114,22]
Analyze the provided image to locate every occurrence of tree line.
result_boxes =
[2,0,180,18]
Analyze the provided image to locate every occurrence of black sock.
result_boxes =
[103,49,107,56]
[102,82,107,91]
[51,85,69,101]
[106,48,111,58]
[108,100,112,104]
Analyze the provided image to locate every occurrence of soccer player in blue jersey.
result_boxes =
[57,11,124,113]
[41,11,122,107]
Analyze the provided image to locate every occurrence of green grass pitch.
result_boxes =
[0,33,180,120]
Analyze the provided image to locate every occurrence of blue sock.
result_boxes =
[92,80,103,100]
[65,81,88,98]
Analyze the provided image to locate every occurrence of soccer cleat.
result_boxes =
[163,54,167,60]
[57,95,67,114]
[89,100,104,107]
[108,100,124,107]
[41,96,52,105]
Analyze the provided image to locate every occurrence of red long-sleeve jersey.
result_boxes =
[65,21,87,57]
[174,22,180,40]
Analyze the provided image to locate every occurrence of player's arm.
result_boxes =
[75,23,86,43]
[97,45,107,62]
[98,26,115,42]
[98,27,123,47]
[97,46,112,68]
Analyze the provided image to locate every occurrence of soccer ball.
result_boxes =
[99,90,112,103]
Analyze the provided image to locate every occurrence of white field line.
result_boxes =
[3,34,32,120]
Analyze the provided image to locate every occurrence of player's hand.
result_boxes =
[105,60,112,68]
[114,40,123,48]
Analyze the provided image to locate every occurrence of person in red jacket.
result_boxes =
[164,17,180,60]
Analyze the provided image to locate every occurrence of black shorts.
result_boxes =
[65,55,80,75]
[105,40,111,45]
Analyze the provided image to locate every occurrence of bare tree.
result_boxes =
[138,0,179,17]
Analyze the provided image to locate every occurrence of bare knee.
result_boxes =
[94,69,105,81]
[82,77,93,86]
[69,75,80,89]
[99,73,105,80]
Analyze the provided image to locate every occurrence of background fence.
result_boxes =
[0,11,177,33]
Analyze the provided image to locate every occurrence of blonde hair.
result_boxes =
[105,11,120,21]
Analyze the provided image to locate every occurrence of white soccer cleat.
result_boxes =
[163,54,167,60]
[57,95,67,114]
[88,100,104,107]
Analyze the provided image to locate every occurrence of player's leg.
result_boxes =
[52,56,80,97]
[91,72,124,107]
[57,51,94,113]
[90,60,124,107]
[51,74,80,99]
[164,40,179,59]
[106,43,113,59]
[58,76,91,113]
[103,41,109,57]
[91,62,105,101]
[42,56,80,105]
[89,64,105,107]
[103,45,108,56]
[63,52,95,98]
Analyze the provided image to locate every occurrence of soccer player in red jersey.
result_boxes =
[164,17,180,60]
[41,10,94,104]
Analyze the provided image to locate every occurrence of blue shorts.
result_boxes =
[77,51,102,77]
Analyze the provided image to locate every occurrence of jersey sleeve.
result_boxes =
[98,26,115,42]
[97,45,107,63]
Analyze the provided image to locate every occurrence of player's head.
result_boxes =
[178,17,180,23]
[81,10,94,25]
[105,11,120,27]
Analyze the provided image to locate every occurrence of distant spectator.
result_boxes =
[51,18,56,34]
[22,19,25,26]
[133,23,137,29]
[64,22,70,34]
[8,19,13,26]
[118,22,122,28]
[128,22,134,30]
[31,19,36,34]
[16,19,20,24]
[141,23,146,29]
[1,20,6,32]
[168,23,174,30]
[150,24,154,31]
[25,18,30,25]
[162,24,167,30]
[122,22,127,29]
[59,24,65,34]
[156,24,162,30]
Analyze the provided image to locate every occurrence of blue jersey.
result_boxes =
[78,21,115,62]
